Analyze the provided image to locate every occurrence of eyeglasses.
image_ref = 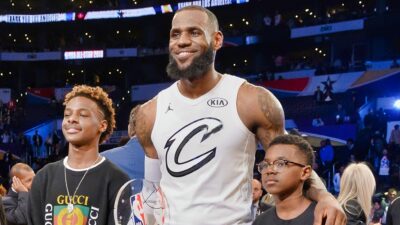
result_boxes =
[257,159,307,174]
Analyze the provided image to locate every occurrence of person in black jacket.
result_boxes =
[386,196,400,225]
[3,163,35,225]
[0,197,8,225]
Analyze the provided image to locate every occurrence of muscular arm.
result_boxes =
[237,83,285,147]
[135,98,159,159]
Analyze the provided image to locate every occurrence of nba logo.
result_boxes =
[130,193,146,225]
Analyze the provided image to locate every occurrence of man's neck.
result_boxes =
[67,144,100,169]
[178,70,221,99]
[274,188,311,220]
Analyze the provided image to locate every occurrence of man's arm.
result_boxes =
[237,83,285,147]
[135,98,162,223]
[135,98,158,159]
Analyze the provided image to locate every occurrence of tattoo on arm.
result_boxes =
[256,87,285,149]
[135,108,153,157]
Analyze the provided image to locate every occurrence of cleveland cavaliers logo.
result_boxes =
[164,118,223,177]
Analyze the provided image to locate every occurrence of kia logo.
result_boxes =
[207,98,228,107]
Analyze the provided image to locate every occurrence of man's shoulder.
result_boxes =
[102,159,130,178]
[2,195,16,205]
[136,99,157,127]
[101,146,125,156]
[102,139,143,157]
[391,197,400,207]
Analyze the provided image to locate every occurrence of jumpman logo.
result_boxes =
[165,103,173,113]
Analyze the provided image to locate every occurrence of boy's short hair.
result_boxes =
[63,85,115,144]
[268,134,315,166]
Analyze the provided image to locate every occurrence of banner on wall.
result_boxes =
[291,19,364,39]
[26,88,55,104]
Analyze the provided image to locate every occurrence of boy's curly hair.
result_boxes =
[63,85,115,144]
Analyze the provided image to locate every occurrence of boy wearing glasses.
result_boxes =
[253,134,315,225]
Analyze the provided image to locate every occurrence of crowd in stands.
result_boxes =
[0,1,399,224]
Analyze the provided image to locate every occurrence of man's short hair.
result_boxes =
[176,5,219,31]
[63,85,115,144]
[10,163,34,178]
[267,134,315,166]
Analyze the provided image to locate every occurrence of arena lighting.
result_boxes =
[394,99,400,109]
[0,0,250,23]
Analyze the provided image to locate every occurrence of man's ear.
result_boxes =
[213,31,224,51]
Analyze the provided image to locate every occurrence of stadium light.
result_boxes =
[394,99,400,109]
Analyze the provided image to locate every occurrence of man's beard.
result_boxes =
[166,46,214,80]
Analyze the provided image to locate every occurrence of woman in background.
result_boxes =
[338,163,376,225]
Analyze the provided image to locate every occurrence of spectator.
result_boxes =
[378,149,391,191]
[385,193,400,225]
[381,188,398,225]
[313,86,324,105]
[333,165,344,195]
[370,197,384,224]
[101,104,145,180]
[51,130,61,156]
[389,124,400,151]
[1,131,10,144]
[319,139,334,189]
[364,109,379,132]
[338,163,376,225]
[0,198,7,225]
[344,138,355,164]
[31,130,42,158]
[319,139,334,172]
[44,133,52,157]
[251,178,263,220]
[335,104,348,124]
[367,136,379,171]
[3,163,35,225]
[312,114,325,127]
[274,10,282,26]
[263,14,272,26]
